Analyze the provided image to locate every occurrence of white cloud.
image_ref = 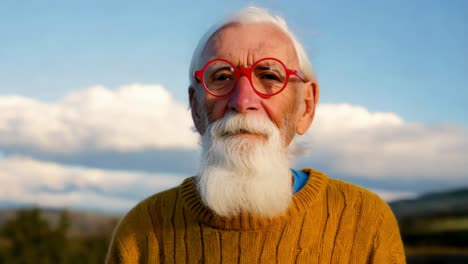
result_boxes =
[0,156,187,212]
[0,84,198,153]
[296,103,468,181]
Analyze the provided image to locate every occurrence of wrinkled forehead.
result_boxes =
[200,23,298,68]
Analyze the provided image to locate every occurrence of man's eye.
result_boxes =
[261,73,281,81]
[213,73,233,81]
[258,71,283,82]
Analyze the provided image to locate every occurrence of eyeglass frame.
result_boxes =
[193,57,306,98]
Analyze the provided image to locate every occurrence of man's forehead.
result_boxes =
[200,23,298,67]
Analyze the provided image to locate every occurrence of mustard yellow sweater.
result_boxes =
[106,168,405,263]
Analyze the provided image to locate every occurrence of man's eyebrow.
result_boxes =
[211,66,233,72]
[255,65,282,72]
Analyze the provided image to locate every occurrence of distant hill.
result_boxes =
[0,207,120,237]
[389,188,468,219]
[388,187,468,255]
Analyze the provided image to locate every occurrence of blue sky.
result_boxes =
[0,0,467,213]
[1,0,467,123]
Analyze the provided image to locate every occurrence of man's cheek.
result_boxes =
[207,103,227,123]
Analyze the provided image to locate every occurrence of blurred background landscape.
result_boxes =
[0,0,466,263]
[0,188,467,263]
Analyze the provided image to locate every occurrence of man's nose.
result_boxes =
[227,76,261,113]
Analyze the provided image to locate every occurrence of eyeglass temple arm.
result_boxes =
[193,70,202,81]
[288,69,306,82]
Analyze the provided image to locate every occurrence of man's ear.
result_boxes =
[189,86,204,135]
[296,81,320,135]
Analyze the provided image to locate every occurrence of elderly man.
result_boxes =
[106,6,405,263]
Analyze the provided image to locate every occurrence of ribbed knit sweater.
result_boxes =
[106,168,405,263]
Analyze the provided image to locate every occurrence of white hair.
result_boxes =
[189,6,315,87]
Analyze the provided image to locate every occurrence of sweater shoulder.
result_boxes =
[106,180,187,263]
[300,168,394,218]
[110,180,186,242]
[326,177,394,217]
[327,178,405,260]
[125,182,184,223]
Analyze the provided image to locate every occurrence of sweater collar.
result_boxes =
[179,168,329,230]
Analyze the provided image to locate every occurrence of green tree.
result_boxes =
[0,208,69,264]
[0,207,117,264]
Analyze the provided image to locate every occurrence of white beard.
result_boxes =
[196,113,293,218]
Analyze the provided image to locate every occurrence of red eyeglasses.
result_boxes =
[194,57,306,98]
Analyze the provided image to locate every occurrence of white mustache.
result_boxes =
[209,113,275,140]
